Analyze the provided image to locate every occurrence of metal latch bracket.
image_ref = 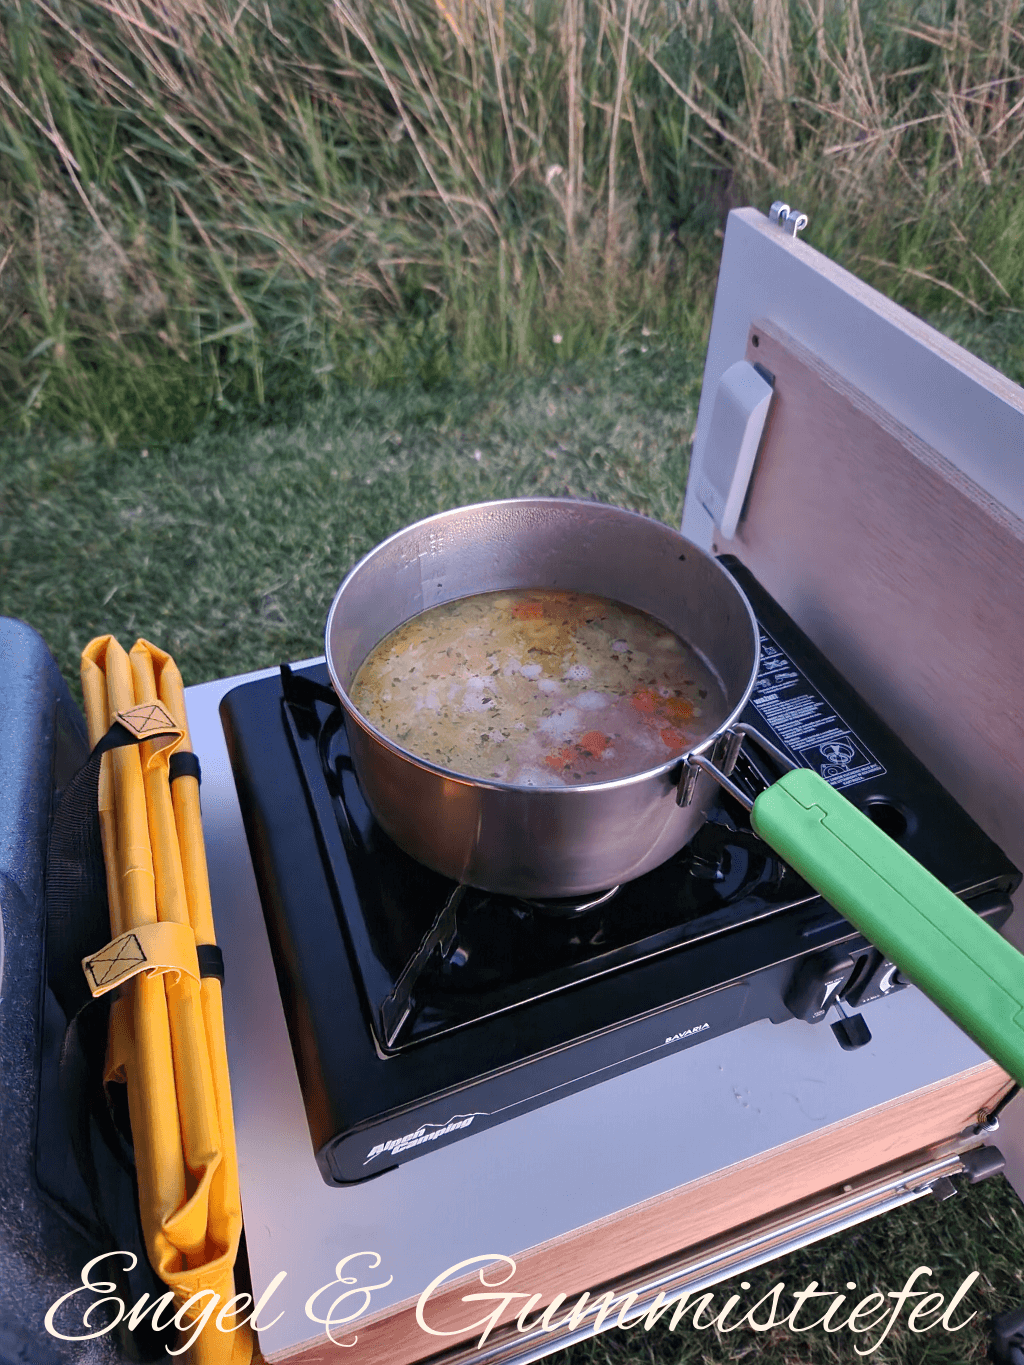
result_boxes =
[769,199,809,236]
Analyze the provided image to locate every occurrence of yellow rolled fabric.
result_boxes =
[81,636,252,1365]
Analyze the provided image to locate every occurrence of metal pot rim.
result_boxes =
[324,497,761,795]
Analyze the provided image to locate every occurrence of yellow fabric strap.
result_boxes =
[82,921,200,998]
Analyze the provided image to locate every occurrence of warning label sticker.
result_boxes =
[750,629,886,791]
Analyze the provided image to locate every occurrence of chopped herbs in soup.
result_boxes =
[349,588,728,785]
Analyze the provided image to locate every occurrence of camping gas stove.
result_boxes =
[220,559,1020,1186]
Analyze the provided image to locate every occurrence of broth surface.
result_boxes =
[349,588,727,785]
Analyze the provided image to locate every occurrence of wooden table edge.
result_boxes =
[259,1060,1011,1365]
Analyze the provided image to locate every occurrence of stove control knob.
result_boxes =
[784,948,856,1023]
[846,955,909,1005]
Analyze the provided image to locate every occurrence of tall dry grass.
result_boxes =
[0,0,1022,445]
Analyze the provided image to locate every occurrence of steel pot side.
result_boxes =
[325,499,761,896]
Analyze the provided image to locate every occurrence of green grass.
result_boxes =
[1,0,1022,446]
[0,339,707,703]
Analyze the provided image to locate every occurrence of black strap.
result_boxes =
[46,735,132,1022]
[196,944,225,982]
[43,725,143,1258]
[169,750,201,785]
[93,717,173,758]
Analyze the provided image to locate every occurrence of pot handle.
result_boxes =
[750,766,1024,1087]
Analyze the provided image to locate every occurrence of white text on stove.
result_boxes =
[665,1023,710,1045]
[365,1115,477,1162]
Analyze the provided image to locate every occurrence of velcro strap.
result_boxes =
[169,751,201,786]
[196,944,224,982]
[82,921,200,998]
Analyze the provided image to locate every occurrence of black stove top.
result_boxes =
[221,558,1020,1184]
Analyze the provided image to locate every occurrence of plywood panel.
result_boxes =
[712,320,1024,913]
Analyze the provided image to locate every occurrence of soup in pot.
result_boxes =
[349,588,727,785]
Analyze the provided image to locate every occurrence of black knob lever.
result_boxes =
[831,998,872,1051]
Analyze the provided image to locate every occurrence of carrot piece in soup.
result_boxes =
[664,697,695,723]
[578,731,609,757]
[631,688,658,714]
[544,746,576,771]
[511,600,544,620]
[659,725,687,750]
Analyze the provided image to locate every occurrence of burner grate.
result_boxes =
[279,665,814,1052]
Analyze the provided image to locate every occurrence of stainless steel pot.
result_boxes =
[324,498,761,897]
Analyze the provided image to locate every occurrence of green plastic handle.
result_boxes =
[751,767,1024,1086]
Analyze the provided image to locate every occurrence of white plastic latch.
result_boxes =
[697,360,774,540]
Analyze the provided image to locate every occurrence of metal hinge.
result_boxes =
[769,200,808,237]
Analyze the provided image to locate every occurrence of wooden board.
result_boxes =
[266,1061,1010,1365]
[712,319,1024,926]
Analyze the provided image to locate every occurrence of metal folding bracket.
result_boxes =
[677,722,797,810]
